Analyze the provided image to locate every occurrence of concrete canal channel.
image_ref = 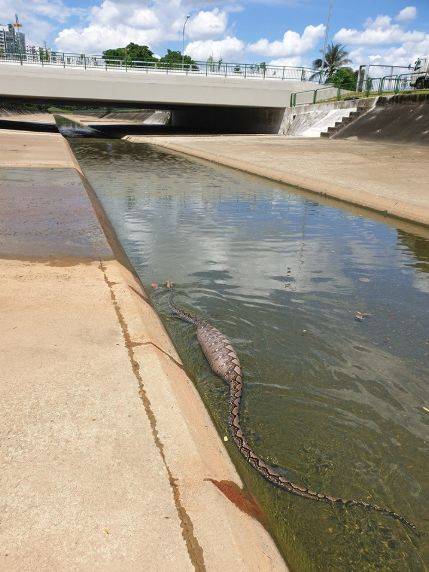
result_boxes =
[1,120,428,570]
[68,136,429,570]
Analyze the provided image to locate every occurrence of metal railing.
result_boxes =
[363,71,429,95]
[290,71,429,107]
[356,63,412,91]
[0,51,321,83]
[290,85,342,106]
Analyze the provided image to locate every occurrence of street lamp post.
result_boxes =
[182,15,190,71]
[321,0,333,82]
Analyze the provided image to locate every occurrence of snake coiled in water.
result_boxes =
[169,291,417,533]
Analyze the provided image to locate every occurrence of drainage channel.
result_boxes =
[69,136,429,571]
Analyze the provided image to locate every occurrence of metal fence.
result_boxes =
[290,71,429,107]
[356,63,412,91]
[0,51,322,82]
[290,86,343,106]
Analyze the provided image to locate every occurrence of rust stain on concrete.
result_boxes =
[206,478,267,525]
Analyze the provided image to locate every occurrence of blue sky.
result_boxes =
[2,0,428,68]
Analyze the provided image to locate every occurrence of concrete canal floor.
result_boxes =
[0,130,285,570]
[125,135,429,227]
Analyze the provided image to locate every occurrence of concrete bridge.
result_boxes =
[0,60,326,133]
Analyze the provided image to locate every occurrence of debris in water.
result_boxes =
[354,311,369,322]
[151,282,158,289]
[422,406,429,414]
[165,280,174,289]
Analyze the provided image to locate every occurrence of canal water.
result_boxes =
[70,138,429,571]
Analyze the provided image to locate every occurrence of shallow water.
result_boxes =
[70,138,429,571]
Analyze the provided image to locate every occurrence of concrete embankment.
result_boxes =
[66,110,170,125]
[333,93,429,144]
[0,129,285,570]
[0,107,58,132]
[124,134,429,228]
[57,110,171,136]
[279,98,373,137]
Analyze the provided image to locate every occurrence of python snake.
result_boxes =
[169,291,417,533]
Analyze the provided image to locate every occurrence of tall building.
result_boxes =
[0,16,26,57]
[26,43,42,61]
[26,44,62,63]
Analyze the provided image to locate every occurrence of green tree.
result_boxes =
[259,62,267,77]
[39,47,50,62]
[328,67,358,90]
[103,43,158,64]
[159,49,196,69]
[312,42,351,80]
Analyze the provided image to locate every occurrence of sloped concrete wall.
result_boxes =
[0,106,58,132]
[280,99,371,137]
[333,93,429,144]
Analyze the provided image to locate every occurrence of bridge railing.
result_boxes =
[290,71,429,106]
[0,51,322,83]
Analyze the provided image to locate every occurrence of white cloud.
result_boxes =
[395,6,417,22]
[365,14,392,29]
[268,56,304,66]
[188,8,228,39]
[130,9,160,29]
[56,24,164,53]
[338,11,428,68]
[335,16,424,47]
[52,0,324,63]
[55,0,231,53]
[56,0,172,52]
[184,21,325,64]
[248,24,325,58]
[0,0,83,45]
[89,1,161,30]
[350,39,428,67]
[185,36,245,60]
[30,0,78,23]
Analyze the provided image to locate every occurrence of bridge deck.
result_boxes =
[0,62,326,109]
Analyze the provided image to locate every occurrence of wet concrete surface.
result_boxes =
[0,129,285,570]
[0,168,112,260]
[0,129,77,169]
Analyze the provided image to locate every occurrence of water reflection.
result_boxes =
[70,138,429,571]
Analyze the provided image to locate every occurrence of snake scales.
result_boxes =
[169,291,417,533]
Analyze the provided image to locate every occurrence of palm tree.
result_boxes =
[312,42,351,80]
